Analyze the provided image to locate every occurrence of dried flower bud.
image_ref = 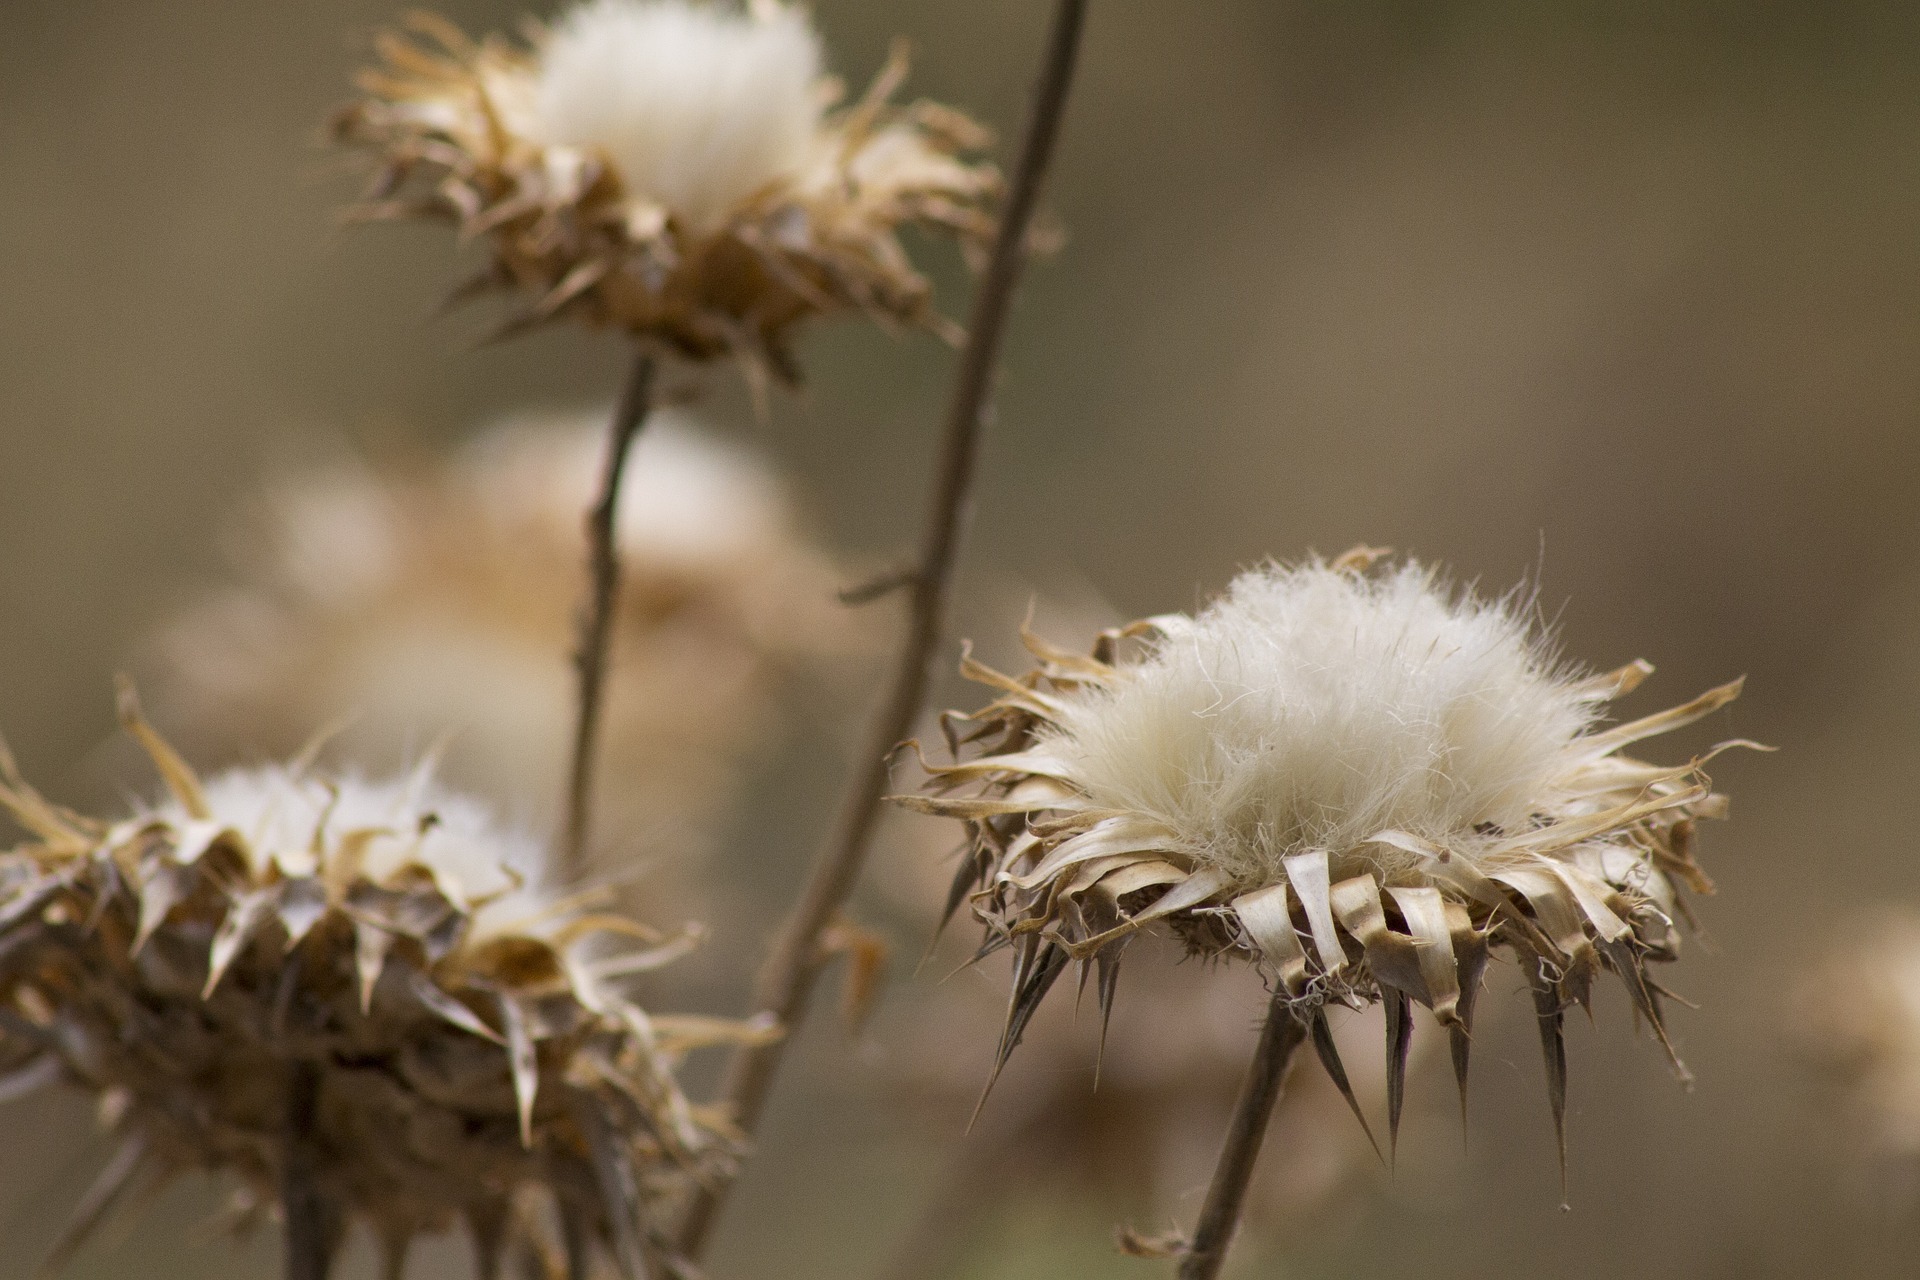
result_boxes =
[902,551,1752,1178]
[0,688,764,1275]
[332,1,999,381]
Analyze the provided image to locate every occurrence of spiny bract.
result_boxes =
[332,0,999,383]
[0,686,762,1277]
[902,549,1752,1180]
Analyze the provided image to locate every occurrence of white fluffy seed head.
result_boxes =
[528,0,823,231]
[1036,559,1599,886]
[146,765,552,926]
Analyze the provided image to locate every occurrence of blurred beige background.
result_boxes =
[3,1,1918,1277]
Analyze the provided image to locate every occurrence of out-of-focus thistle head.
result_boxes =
[0,686,764,1277]
[332,0,999,382]
[901,549,1754,1176]
[147,409,860,880]
[1794,911,1920,1166]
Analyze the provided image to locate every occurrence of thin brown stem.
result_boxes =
[674,0,1090,1258]
[560,349,658,880]
[283,1060,339,1280]
[1176,993,1307,1280]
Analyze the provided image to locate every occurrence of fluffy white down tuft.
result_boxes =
[528,0,822,231]
[1037,559,1600,886]
[149,766,553,927]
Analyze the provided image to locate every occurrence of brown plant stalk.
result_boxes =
[674,0,1091,1257]
[1177,994,1308,1280]
[283,1061,339,1280]
[561,350,659,878]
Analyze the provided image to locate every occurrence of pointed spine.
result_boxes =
[1529,956,1571,1205]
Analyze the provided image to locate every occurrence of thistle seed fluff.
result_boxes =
[144,763,553,930]
[1033,559,1597,887]
[529,0,823,231]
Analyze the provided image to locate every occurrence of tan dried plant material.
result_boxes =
[331,0,999,384]
[147,409,862,882]
[900,551,1756,1183]
[0,686,768,1277]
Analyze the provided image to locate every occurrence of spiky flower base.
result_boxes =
[0,688,758,1276]
[902,551,1752,1176]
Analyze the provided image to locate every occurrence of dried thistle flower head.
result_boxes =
[333,1,998,380]
[903,550,1751,1174]
[1794,911,1920,1163]
[0,688,759,1276]
[147,409,859,879]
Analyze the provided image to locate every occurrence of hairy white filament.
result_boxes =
[1038,559,1599,884]
[149,765,552,922]
[529,0,823,231]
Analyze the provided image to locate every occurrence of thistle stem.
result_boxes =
[560,349,658,879]
[1177,993,1307,1280]
[283,1060,338,1280]
[674,0,1090,1258]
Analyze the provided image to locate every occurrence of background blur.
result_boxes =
[3,1,1918,1276]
